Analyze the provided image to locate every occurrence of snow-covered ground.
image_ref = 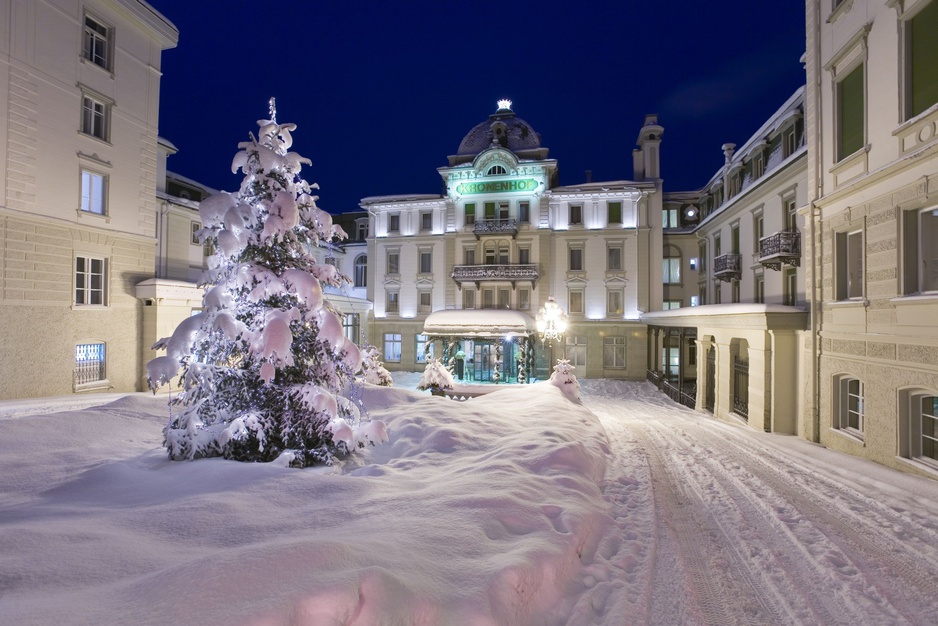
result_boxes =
[2,375,938,625]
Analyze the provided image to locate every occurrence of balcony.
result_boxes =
[759,230,801,271]
[713,253,742,282]
[452,263,538,288]
[473,218,518,239]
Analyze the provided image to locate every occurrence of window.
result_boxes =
[518,247,530,264]
[567,336,587,368]
[752,151,765,179]
[464,247,476,265]
[386,291,399,313]
[497,288,510,309]
[569,290,584,315]
[731,224,740,254]
[691,295,700,306]
[75,342,106,386]
[420,211,432,232]
[663,246,681,284]
[190,221,201,245]
[900,390,938,466]
[354,255,367,288]
[699,242,707,272]
[608,201,622,225]
[689,257,698,271]
[754,213,764,250]
[784,268,797,306]
[714,234,722,258]
[836,63,865,161]
[603,336,627,368]
[386,251,399,275]
[463,289,475,309]
[905,0,938,119]
[731,279,740,304]
[785,198,798,231]
[465,203,476,225]
[75,256,106,306]
[570,204,582,225]
[484,202,496,221]
[519,201,530,223]
[487,165,507,176]
[728,172,741,198]
[663,300,681,310]
[324,256,337,267]
[835,230,864,300]
[782,126,798,159]
[80,170,107,215]
[607,289,623,315]
[419,250,432,274]
[343,313,360,344]
[518,288,530,310]
[81,93,110,141]
[83,15,111,71]
[419,291,432,313]
[356,220,369,240]
[663,207,678,228]
[388,214,400,233]
[607,245,622,271]
[902,207,938,294]
[384,333,402,362]
[482,289,495,309]
[755,273,765,304]
[835,377,864,435]
[662,339,680,381]
[498,202,509,221]
[569,247,583,272]
[484,240,509,264]
[415,334,433,363]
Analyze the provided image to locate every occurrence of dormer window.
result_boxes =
[487,165,507,176]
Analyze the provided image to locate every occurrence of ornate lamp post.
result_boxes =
[536,296,568,372]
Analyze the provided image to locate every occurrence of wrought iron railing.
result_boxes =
[758,230,801,270]
[473,218,518,237]
[75,343,106,386]
[452,264,538,282]
[733,357,749,420]
[714,253,742,281]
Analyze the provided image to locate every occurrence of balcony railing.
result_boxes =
[452,263,538,285]
[759,230,801,270]
[713,253,742,282]
[473,218,518,238]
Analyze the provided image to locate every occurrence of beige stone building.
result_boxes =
[805,0,938,477]
[0,0,178,400]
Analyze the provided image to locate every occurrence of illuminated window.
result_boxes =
[343,313,360,344]
[566,336,587,368]
[608,201,622,225]
[383,333,402,362]
[663,300,681,310]
[83,15,111,71]
[75,256,107,306]
[487,165,507,176]
[80,170,107,215]
[663,207,679,228]
[386,291,399,313]
[75,342,107,386]
[415,334,433,363]
[465,203,475,225]
[607,289,623,315]
[663,245,681,284]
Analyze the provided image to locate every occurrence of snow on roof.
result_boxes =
[423,309,537,337]
[359,194,444,206]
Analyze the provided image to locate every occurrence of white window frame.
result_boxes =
[420,211,432,232]
[415,334,433,364]
[82,14,112,71]
[606,288,624,316]
[569,246,584,272]
[385,290,399,314]
[569,204,583,226]
[463,288,475,309]
[607,244,623,271]
[835,229,864,300]
[343,313,360,344]
[354,254,367,288]
[388,213,400,234]
[603,336,627,369]
[566,335,587,368]
[899,389,938,468]
[834,376,864,437]
[81,91,111,141]
[568,289,584,315]
[663,245,681,285]
[902,206,938,295]
[418,290,432,313]
[419,249,432,275]
[74,255,107,306]
[386,250,400,276]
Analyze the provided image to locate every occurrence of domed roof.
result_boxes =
[456,100,542,157]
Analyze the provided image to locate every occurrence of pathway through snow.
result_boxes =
[578,380,938,625]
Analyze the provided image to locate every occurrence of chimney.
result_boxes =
[585,170,592,183]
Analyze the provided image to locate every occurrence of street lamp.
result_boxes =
[536,296,568,371]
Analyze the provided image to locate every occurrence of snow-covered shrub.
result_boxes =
[416,358,455,392]
[359,343,393,387]
[146,103,386,467]
[548,359,580,402]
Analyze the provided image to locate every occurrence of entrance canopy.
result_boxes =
[423,309,536,338]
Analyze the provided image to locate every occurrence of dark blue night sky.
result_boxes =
[151,1,806,213]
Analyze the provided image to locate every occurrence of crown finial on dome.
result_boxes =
[497,99,512,111]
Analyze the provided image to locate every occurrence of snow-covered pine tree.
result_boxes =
[416,358,455,393]
[147,102,385,467]
[359,343,393,387]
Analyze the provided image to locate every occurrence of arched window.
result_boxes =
[487,165,507,176]
[354,254,367,288]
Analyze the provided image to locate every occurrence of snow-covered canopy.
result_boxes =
[423,309,537,338]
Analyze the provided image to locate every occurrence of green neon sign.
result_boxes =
[456,179,538,195]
